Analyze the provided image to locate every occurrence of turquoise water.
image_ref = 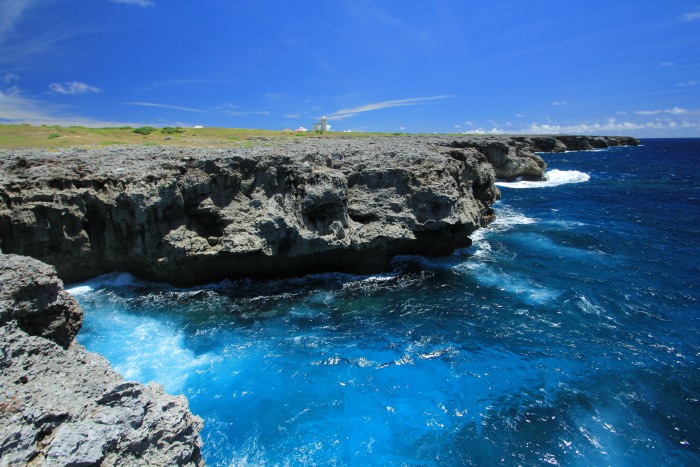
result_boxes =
[72,139,700,465]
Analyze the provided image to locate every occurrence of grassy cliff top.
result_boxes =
[0,124,427,149]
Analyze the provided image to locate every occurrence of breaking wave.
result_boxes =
[495,169,590,188]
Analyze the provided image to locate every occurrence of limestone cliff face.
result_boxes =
[0,138,498,285]
[0,254,204,466]
[0,135,638,286]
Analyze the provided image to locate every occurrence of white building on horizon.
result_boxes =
[312,116,331,132]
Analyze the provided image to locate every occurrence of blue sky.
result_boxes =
[1,0,699,136]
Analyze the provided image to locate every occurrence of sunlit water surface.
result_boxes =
[72,139,700,465]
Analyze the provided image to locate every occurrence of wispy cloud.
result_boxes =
[327,95,453,120]
[220,110,270,117]
[682,11,700,22]
[160,78,222,86]
[2,72,19,85]
[551,101,568,106]
[49,81,102,95]
[110,0,154,7]
[634,107,688,115]
[679,80,699,86]
[0,89,132,126]
[215,103,269,117]
[126,101,205,113]
[343,0,431,42]
[0,0,36,44]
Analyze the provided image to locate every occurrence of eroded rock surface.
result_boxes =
[0,254,204,466]
[0,135,638,286]
[0,255,81,349]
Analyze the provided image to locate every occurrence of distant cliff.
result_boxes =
[0,254,204,465]
[0,135,638,286]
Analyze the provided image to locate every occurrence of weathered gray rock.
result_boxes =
[554,135,639,151]
[0,255,204,466]
[0,138,498,285]
[0,254,82,349]
[0,135,638,286]
[445,138,548,181]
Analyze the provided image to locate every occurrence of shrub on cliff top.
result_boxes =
[160,127,185,134]
[133,126,157,135]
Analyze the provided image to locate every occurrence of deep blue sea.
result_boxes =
[71,139,700,466]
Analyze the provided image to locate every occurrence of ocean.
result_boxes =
[70,138,700,466]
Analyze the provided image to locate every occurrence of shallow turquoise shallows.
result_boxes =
[72,139,700,466]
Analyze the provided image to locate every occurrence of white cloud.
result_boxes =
[515,113,525,118]
[463,127,504,135]
[0,0,35,44]
[635,107,688,116]
[110,0,154,7]
[127,102,205,112]
[551,101,568,106]
[521,117,700,135]
[679,80,699,86]
[49,81,102,95]
[327,95,453,120]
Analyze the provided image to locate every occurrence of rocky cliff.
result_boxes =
[0,135,638,286]
[0,254,204,465]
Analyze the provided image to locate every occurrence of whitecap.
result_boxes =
[495,169,590,189]
[489,205,537,229]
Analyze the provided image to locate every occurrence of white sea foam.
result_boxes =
[66,272,139,296]
[489,205,537,230]
[79,305,219,394]
[495,169,590,189]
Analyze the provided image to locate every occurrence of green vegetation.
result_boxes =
[160,127,185,134]
[0,123,431,149]
[133,126,158,135]
[47,132,61,139]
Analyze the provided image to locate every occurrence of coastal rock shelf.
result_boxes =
[0,135,637,286]
[0,254,204,466]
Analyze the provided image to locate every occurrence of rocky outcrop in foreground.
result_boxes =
[0,135,638,286]
[0,254,204,466]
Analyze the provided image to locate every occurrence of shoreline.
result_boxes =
[0,133,639,463]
